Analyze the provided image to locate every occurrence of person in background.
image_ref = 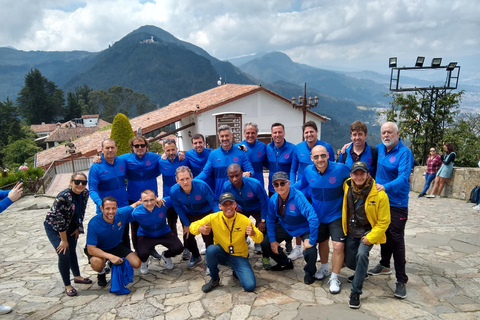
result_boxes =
[44,173,91,297]
[427,143,456,198]
[418,147,442,197]
[237,123,268,188]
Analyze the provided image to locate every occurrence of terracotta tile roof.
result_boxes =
[45,126,100,142]
[30,123,58,133]
[97,119,111,128]
[82,114,99,119]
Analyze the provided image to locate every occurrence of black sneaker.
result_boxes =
[347,273,369,283]
[270,260,294,271]
[202,278,220,293]
[304,273,315,285]
[349,292,361,309]
[97,273,107,287]
[394,282,407,299]
[417,193,425,198]
[285,242,293,254]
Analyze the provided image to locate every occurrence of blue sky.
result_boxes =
[0,0,478,79]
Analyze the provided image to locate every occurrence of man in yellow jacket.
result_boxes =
[190,192,263,293]
[342,161,390,309]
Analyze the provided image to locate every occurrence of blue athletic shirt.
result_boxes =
[86,206,134,250]
[119,152,162,201]
[375,139,414,207]
[222,176,269,220]
[88,155,129,214]
[236,140,268,188]
[170,179,219,227]
[0,190,13,213]
[196,146,255,198]
[339,143,376,177]
[266,139,295,194]
[293,161,350,223]
[267,187,319,245]
[158,156,190,197]
[131,197,172,238]
[185,148,215,190]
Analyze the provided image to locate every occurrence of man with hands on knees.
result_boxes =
[189,192,263,293]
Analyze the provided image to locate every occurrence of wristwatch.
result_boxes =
[261,219,266,222]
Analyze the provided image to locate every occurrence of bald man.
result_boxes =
[293,145,350,293]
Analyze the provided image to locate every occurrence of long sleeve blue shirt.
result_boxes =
[170,179,219,226]
[375,139,414,207]
[236,140,267,188]
[158,156,190,197]
[196,146,255,198]
[267,187,319,245]
[131,197,172,238]
[119,152,162,201]
[293,162,350,223]
[88,155,129,214]
[340,143,377,177]
[185,148,215,190]
[290,140,335,183]
[266,139,295,193]
[222,176,269,220]
[0,190,13,214]
[86,206,134,250]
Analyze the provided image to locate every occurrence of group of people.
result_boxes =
[418,143,456,198]
[1,118,415,312]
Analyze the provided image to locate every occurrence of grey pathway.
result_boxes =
[0,190,479,319]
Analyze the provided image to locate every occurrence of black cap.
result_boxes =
[351,161,369,173]
[272,171,289,182]
[219,192,236,204]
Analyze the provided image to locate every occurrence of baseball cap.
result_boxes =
[272,171,289,182]
[219,192,236,204]
[351,161,369,173]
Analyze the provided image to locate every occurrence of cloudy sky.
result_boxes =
[1,0,479,75]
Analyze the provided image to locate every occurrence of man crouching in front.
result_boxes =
[189,192,263,293]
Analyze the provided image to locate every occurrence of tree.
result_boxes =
[0,99,22,149]
[443,113,480,167]
[384,90,463,164]
[3,138,42,168]
[110,113,134,156]
[16,68,65,124]
[65,91,82,120]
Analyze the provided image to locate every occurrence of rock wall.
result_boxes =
[411,166,480,199]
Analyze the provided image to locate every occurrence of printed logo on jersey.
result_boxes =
[367,158,372,165]
[117,222,122,230]
[247,192,254,198]
[146,160,151,166]
[233,157,239,163]
[216,158,221,162]
[289,204,296,211]
[257,152,262,158]
[299,154,305,157]
[284,153,290,159]
[195,195,202,201]
[119,166,124,172]
[329,177,337,184]
[158,212,164,219]
[389,156,396,163]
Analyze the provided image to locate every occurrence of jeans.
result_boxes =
[344,234,373,294]
[44,221,81,286]
[380,206,408,284]
[206,244,256,292]
[421,173,436,194]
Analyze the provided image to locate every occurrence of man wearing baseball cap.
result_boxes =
[342,161,390,309]
[189,192,263,293]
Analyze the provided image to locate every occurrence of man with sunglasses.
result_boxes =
[293,145,350,293]
[261,171,319,285]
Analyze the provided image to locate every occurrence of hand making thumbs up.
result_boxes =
[199,221,212,235]
[245,222,256,237]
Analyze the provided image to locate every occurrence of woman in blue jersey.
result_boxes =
[44,172,91,297]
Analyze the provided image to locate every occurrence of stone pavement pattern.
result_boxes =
[0,192,479,320]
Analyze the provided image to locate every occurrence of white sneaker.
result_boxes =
[317,251,321,262]
[161,251,174,270]
[140,261,149,274]
[473,205,480,211]
[287,247,303,260]
[200,248,207,255]
[246,237,252,245]
[0,304,12,314]
[206,267,210,275]
[314,268,330,280]
[425,195,435,198]
[328,277,341,294]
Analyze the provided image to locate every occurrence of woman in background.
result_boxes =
[418,147,442,197]
[427,143,456,198]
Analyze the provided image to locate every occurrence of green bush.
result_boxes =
[110,113,135,156]
[150,141,163,154]
[0,167,44,188]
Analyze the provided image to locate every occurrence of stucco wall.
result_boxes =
[411,166,480,199]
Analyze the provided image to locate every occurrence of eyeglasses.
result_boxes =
[312,154,328,160]
[133,144,146,149]
[72,180,87,186]
[273,181,287,188]
[430,150,435,152]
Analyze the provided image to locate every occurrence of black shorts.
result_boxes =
[85,243,133,263]
[317,217,346,243]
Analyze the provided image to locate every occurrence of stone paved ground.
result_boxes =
[0,187,479,319]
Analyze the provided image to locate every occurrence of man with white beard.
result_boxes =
[368,122,413,299]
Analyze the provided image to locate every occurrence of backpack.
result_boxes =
[467,185,480,203]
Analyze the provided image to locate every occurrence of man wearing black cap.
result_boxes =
[342,161,390,309]
[189,192,263,293]
[261,171,319,284]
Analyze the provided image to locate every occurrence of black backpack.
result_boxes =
[468,185,480,203]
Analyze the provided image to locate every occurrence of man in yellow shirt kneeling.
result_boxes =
[190,192,263,292]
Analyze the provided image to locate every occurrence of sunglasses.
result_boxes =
[312,154,328,160]
[133,144,146,149]
[73,180,87,186]
[430,150,435,152]
[273,181,287,188]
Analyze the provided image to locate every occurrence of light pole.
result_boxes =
[291,83,319,140]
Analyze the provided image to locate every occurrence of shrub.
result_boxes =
[110,113,135,156]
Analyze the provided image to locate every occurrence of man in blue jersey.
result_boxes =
[237,123,268,188]
[185,134,214,190]
[266,123,295,197]
[170,166,219,271]
[261,172,319,285]
[293,145,350,294]
[223,164,268,254]
[338,121,377,176]
[86,197,141,286]
[196,125,254,198]
[368,122,413,299]
[132,189,183,274]
[289,121,335,261]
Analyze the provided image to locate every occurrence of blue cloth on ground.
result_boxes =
[110,259,134,295]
